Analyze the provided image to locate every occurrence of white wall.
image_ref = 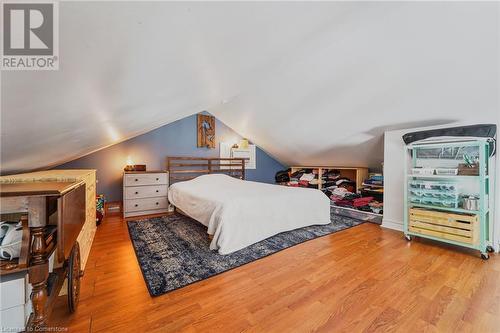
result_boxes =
[383,122,499,251]
[494,149,500,251]
[381,128,409,231]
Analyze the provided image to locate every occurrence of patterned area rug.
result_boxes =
[127,210,363,296]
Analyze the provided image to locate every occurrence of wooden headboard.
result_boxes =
[166,157,246,183]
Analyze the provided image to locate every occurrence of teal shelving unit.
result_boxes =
[403,138,494,259]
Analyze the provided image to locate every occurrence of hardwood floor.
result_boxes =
[50,214,500,332]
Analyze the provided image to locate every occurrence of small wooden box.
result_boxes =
[458,163,479,176]
[409,208,479,245]
[133,164,146,171]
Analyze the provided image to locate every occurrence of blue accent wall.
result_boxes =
[55,113,285,201]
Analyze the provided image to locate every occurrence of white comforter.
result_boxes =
[167,174,330,254]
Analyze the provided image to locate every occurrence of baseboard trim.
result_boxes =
[381,218,403,231]
[105,201,122,215]
[124,209,169,219]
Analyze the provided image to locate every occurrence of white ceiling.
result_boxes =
[1,2,499,173]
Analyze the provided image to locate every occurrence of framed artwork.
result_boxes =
[197,114,215,148]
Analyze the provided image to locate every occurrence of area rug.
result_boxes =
[127,209,363,296]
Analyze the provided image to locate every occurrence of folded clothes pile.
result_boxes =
[321,176,356,197]
[283,168,384,215]
[364,174,383,186]
[368,201,383,214]
[353,197,373,207]
[330,188,383,214]
[328,187,355,201]
[322,169,340,188]
[321,169,356,191]
[287,169,319,189]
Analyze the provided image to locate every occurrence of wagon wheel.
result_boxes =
[67,242,81,313]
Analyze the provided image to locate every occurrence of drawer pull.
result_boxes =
[156,202,159,205]
[156,178,159,181]
[135,179,138,182]
[135,191,139,195]
[134,204,138,207]
[156,190,159,193]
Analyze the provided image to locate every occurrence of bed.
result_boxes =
[167,157,331,254]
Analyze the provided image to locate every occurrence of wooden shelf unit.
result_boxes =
[404,138,493,258]
[290,166,369,192]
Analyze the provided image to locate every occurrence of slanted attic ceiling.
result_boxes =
[1,1,498,174]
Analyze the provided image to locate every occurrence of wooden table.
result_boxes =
[0,181,86,330]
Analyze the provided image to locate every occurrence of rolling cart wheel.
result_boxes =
[68,242,81,313]
[486,246,494,253]
[481,253,489,260]
[405,235,412,241]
